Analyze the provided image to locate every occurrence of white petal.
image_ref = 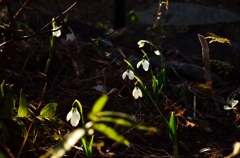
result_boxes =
[154,50,160,56]
[128,70,134,80]
[132,87,138,99]
[66,33,76,41]
[137,40,145,48]
[229,99,239,107]
[223,105,232,110]
[71,110,80,127]
[137,88,142,97]
[136,61,142,69]
[122,71,127,80]
[66,109,73,121]
[232,142,240,155]
[66,27,76,41]
[132,87,142,99]
[52,28,61,37]
[143,60,149,71]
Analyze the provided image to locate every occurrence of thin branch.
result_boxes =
[0,25,62,47]
[12,0,31,23]
[40,0,79,31]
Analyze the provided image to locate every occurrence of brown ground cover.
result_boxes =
[1,0,240,157]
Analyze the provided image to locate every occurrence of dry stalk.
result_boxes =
[198,34,211,83]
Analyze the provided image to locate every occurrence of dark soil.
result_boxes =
[1,0,240,158]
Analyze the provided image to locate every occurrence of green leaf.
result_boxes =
[127,10,139,23]
[88,135,94,157]
[11,116,27,136]
[97,116,135,126]
[40,103,57,119]
[169,112,177,145]
[88,95,108,119]
[40,128,86,158]
[0,119,9,138]
[3,84,15,118]
[96,22,108,30]
[81,136,89,157]
[32,122,39,143]
[18,89,28,117]
[0,151,6,158]
[93,123,129,146]
[96,117,157,132]
[95,111,136,122]
[152,75,159,95]
[135,125,158,132]
[0,80,5,105]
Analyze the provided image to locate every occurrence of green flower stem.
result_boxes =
[140,40,166,68]
[135,75,178,157]
[141,50,154,76]
[45,36,55,73]
[134,76,169,129]
[72,100,84,124]
[72,100,92,158]
[124,59,135,71]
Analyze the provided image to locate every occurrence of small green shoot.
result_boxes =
[18,89,28,117]
[45,18,61,73]
[3,84,15,118]
[96,21,108,30]
[127,10,139,23]
[40,103,58,119]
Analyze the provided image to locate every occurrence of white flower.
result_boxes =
[122,69,134,80]
[132,87,142,99]
[137,59,149,71]
[154,50,160,56]
[52,27,61,37]
[223,99,239,110]
[137,40,145,48]
[66,27,76,41]
[66,107,81,127]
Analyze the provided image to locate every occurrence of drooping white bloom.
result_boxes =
[154,50,160,56]
[52,27,61,37]
[223,99,239,110]
[122,69,134,80]
[137,59,149,71]
[66,107,81,127]
[132,87,142,99]
[137,40,145,48]
[66,27,76,41]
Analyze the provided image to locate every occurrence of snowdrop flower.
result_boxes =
[224,99,238,110]
[132,87,142,99]
[66,27,76,41]
[137,59,149,71]
[52,27,61,37]
[154,50,160,56]
[66,107,81,127]
[122,69,134,80]
[137,40,145,48]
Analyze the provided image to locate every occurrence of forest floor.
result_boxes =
[2,0,240,157]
